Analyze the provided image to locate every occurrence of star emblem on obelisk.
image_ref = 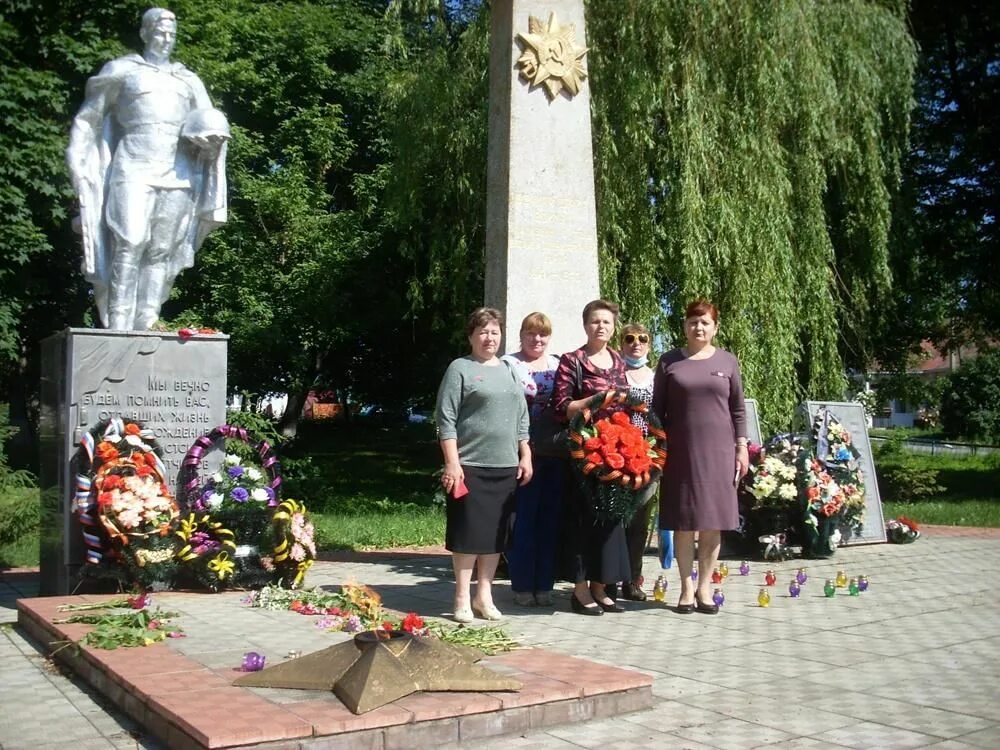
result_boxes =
[516,12,588,100]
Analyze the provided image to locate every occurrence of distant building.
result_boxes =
[867,341,979,428]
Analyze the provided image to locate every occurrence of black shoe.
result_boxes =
[675,599,696,614]
[695,596,719,615]
[598,599,625,613]
[571,594,604,616]
[604,583,618,601]
[621,582,647,602]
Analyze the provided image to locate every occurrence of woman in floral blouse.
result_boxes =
[502,312,564,607]
[552,299,630,616]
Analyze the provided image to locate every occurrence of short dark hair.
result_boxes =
[581,299,620,324]
[466,307,503,336]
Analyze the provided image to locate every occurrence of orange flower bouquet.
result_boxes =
[567,390,667,523]
[76,418,179,588]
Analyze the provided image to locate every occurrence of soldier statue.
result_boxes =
[67,7,229,330]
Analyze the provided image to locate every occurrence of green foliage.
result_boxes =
[939,349,1000,441]
[587,1,915,428]
[0,487,39,548]
[875,440,1000,505]
[876,462,945,503]
[882,0,1000,357]
[0,405,35,490]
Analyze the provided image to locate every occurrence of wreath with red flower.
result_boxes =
[567,390,668,523]
[75,418,179,588]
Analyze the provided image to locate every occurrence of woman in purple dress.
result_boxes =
[652,299,749,614]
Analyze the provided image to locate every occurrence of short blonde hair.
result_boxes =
[520,312,552,336]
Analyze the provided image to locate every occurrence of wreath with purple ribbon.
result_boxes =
[175,425,283,589]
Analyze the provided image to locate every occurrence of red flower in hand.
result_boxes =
[585,452,604,466]
[583,437,602,451]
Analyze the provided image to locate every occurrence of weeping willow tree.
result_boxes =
[588,0,915,427]
[383,0,916,427]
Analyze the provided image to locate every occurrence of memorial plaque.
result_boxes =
[744,398,764,447]
[39,328,228,594]
[803,401,886,544]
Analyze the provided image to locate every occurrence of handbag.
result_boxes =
[532,356,583,458]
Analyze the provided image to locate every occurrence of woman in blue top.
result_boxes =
[502,312,564,607]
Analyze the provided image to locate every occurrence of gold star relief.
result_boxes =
[516,12,588,100]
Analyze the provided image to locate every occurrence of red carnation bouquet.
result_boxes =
[568,390,667,523]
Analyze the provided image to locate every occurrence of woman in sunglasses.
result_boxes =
[652,299,748,614]
[617,323,656,601]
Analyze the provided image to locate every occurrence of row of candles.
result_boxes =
[651,561,870,607]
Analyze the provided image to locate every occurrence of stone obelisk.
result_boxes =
[485,0,600,355]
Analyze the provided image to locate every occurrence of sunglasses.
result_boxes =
[623,334,649,345]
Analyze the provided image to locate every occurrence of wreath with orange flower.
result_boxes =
[75,418,179,588]
[567,390,668,523]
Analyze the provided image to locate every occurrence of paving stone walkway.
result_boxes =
[2,529,1000,749]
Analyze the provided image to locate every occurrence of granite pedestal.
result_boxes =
[38,328,228,595]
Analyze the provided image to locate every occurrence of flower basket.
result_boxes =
[177,425,283,589]
[567,390,667,524]
[75,418,179,589]
[886,515,920,544]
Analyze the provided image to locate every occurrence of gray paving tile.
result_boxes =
[671,716,796,749]
[811,721,946,749]
[3,537,1000,750]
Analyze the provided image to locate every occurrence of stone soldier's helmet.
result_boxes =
[181,107,231,143]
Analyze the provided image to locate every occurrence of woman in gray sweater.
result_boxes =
[436,308,532,622]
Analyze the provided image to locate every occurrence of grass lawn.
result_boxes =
[876,448,1000,527]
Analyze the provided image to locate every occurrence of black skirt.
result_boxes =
[445,465,518,554]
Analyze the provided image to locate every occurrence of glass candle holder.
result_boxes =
[242,652,266,671]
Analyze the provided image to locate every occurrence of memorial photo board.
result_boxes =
[804,401,886,544]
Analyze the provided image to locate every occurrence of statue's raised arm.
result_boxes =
[66,7,229,330]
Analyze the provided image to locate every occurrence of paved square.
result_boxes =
[2,529,1000,748]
